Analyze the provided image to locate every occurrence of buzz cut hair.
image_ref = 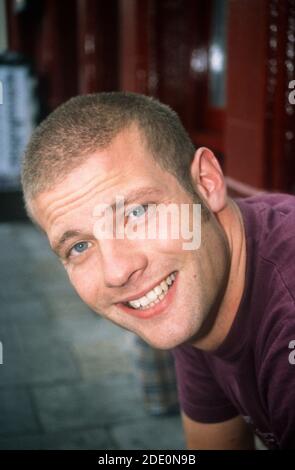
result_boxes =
[21,92,198,217]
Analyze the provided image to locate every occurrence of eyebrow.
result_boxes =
[51,186,162,256]
[52,229,84,256]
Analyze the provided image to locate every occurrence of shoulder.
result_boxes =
[236,193,295,294]
[256,317,295,448]
[234,194,295,361]
[235,193,295,241]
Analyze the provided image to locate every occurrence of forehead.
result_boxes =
[30,125,181,235]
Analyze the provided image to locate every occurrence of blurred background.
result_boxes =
[0,0,294,450]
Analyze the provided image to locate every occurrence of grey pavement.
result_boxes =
[0,222,185,450]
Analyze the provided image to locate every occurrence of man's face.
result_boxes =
[31,125,230,350]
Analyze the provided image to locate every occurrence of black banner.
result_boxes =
[0,449,289,468]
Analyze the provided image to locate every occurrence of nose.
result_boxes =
[99,238,148,288]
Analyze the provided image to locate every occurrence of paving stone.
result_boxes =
[0,222,185,450]
[26,264,74,297]
[44,298,138,380]
[0,276,30,300]
[32,375,147,432]
[70,323,136,362]
[0,247,28,266]
[0,223,14,237]
[13,320,81,385]
[110,415,185,450]
[46,293,99,326]
[0,427,116,450]
[0,298,50,325]
[73,330,137,378]
[13,223,51,261]
[0,324,28,385]
[25,257,66,280]
[77,356,134,382]
[0,388,40,436]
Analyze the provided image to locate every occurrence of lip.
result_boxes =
[117,271,178,319]
[119,271,177,304]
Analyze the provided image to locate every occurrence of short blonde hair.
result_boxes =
[21,92,197,214]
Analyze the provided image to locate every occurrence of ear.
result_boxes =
[190,147,227,213]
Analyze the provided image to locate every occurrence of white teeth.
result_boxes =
[146,290,158,302]
[128,299,141,309]
[160,281,168,292]
[139,296,150,307]
[154,285,162,295]
[126,273,176,310]
[166,276,172,286]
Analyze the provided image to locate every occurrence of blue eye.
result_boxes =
[127,204,148,221]
[70,241,89,257]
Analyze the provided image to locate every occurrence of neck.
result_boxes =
[192,198,247,352]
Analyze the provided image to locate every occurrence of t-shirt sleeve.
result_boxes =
[171,344,239,423]
[259,320,295,448]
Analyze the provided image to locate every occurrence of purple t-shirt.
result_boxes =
[171,194,295,449]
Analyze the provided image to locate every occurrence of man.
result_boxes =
[21,92,295,449]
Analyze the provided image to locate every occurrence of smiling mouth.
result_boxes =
[122,272,176,311]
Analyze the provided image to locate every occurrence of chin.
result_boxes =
[139,338,177,351]
[139,326,195,351]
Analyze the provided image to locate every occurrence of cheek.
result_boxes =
[157,238,184,253]
[140,234,183,254]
